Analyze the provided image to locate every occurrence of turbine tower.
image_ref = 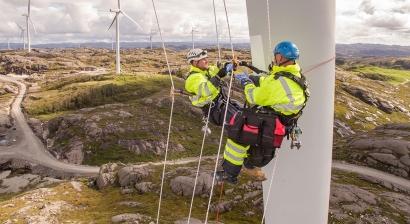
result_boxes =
[2,33,10,50]
[108,0,143,74]
[15,22,26,50]
[22,0,37,52]
[109,32,113,50]
[246,0,335,223]
[149,29,154,50]
[189,21,198,49]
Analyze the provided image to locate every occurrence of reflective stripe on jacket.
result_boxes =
[244,63,306,115]
[185,65,221,107]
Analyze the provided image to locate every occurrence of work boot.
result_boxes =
[214,170,238,186]
[242,167,267,181]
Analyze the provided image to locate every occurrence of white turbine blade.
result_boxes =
[28,0,31,14]
[118,0,121,9]
[121,11,143,31]
[15,22,24,30]
[108,14,118,30]
[2,32,7,38]
[29,17,37,34]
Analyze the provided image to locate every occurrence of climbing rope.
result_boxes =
[150,0,177,223]
[186,0,227,223]
[205,0,238,222]
[213,0,222,62]
[187,103,212,222]
[302,55,336,75]
[266,0,273,65]
[216,182,225,223]
[261,149,280,224]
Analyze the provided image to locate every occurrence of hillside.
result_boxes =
[336,43,410,57]
[0,46,410,223]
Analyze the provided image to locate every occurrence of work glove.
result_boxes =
[217,63,233,78]
[225,63,233,73]
[239,61,249,67]
[235,70,250,84]
[240,77,254,89]
[268,61,275,71]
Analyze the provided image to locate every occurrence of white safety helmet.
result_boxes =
[187,48,208,63]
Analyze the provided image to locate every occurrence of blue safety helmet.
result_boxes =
[273,41,299,59]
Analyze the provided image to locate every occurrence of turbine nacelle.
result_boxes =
[110,9,120,13]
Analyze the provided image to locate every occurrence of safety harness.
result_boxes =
[187,69,242,127]
[272,71,310,149]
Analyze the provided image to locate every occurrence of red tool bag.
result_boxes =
[226,107,286,148]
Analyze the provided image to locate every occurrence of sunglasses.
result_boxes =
[198,50,207,56]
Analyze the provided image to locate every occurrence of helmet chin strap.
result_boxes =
[278,58,294,66]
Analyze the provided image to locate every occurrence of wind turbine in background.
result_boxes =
[2,33,10,50]
[22,0,37,52]
[15,22,26,50]
[109,32,113,50]
[149,29,154,50]
[189,21,199,49]
[108,0,143,74]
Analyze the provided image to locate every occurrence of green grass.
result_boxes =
[347,66,410,84]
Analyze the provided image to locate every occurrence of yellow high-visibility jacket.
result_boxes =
[244,63,306,115]
[185,65,221,107]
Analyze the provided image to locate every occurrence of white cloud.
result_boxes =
[336,0,410,45]
[0,0,409,47]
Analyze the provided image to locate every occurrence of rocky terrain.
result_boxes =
[0,47,410,223]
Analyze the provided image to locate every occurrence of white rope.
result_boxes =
[213,0,222,62]
[150,0,176,223]
[205,0,237,222]
[187,0,228,221]
[187,1,228,222]
[261,148,280,224]
[187,103,212,222]
[266,0,273,66]
[188,0,233,224]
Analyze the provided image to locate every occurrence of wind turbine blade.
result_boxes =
[29,17,37,34]
[2,32,7,38]
[121,11,143,31]
[118,0,121,9]
[15,22,24,30]
[28,0,31,14]
[108,14,118,30]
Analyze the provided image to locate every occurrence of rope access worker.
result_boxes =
[215,41,309,186]
[185,48,242,127]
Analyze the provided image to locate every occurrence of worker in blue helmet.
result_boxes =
[215,41,309,186]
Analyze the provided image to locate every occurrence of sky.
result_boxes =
[0,0,409,47]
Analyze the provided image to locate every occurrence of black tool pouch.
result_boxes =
[226,106,285,148]
[202,91,242,127]
[247,146,276,167]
